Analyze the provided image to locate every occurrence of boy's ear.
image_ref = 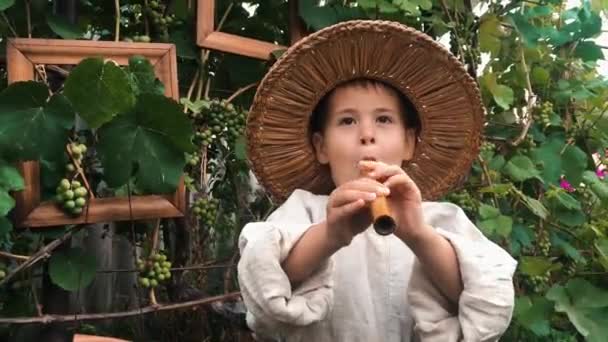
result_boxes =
[312,132,329,164]
[403,128,416,161]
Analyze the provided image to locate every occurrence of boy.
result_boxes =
[239,20,517,341]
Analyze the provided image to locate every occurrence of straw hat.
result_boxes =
[246,20,484,202]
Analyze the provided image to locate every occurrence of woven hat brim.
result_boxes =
[247,20,485,203]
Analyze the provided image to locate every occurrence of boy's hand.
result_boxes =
[325,178,390,248]
[358,160,434,245]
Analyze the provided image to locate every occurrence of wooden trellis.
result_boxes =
[7,38,186,228]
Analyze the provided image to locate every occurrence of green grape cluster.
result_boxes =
[192,197,219,227]
[185,152,201,166]
[66,142,87,176]
[189,99,247,147]
[446,191,477,213]
[131,35,151,43]
[137,251,172,288]
[55,179,88,216]
[536,229,551,256]
[529,274,551,293]
[535,101,553,128]
[194,128,215,147]
[146,1,180,37]
[479,141,495,156]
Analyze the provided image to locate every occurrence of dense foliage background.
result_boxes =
[0,0,607,341]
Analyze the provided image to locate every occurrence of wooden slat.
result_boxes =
[197,0,215,40]
[6,40,35,83]
[200,32,285,60]
[21,195,183,228]
[12,161,39,227]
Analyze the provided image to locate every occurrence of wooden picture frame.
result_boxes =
[197,0,287,60]
[6,38,186,228]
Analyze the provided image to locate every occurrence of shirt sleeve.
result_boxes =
[407,201,518,342]
[237,189,334,341]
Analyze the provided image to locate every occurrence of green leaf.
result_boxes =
[520,256,560,276]
[575,41,604,62]
[595,238,608,271]
[479,203,500,219]
[562,145,588,186]
[0,162,24,191]
[0,82,74,161]
[479,183,512,195]
[531,66,550,86]
[515,296,553,336]
[555,208,587,227]
[49,247,97,291]
[582,170,608,200]
[553,190,582,210]
[481,73,514,109]
[128,56,165,96]
[518,192,549,219]
[547,279,608,340]
[479,15,504,56]
[97,94,194,193]
[488,154,506,171]
[235,135,247,161]
[0,0,15,11]
[0,190,14,216]
[64,58,135,129]
[510,13,540,46]
[552,234,584,262]
[531,133,565,184]
[46,14,83,39]
[504,155,541,182]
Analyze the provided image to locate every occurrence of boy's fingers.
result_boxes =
[347,178,390,195]
[333,198,367,219]
[367,164,404,180]
[330,189,378,208]
[384,173,418,193]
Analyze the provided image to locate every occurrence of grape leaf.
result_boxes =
[0,190,14,216]
[562,145,588,186]
[49,247,97,291]
[0,216,12,247]
[0,81,74,161]
[504,155,541,182]
[481,72,514,109]
[479,15,504,56]
[531,133,565,184]
[46,13,83,39]
[0,162,24,191]
[515,296,552,336]
[520,256,561,276]
[97,94,194,193]
[575,41,604,62]
[595,238,608,271]
[582,170,608,201]
[128,56,165,96]
[64,58,135,129]
[0,0,15,11]
[547,279,608,341]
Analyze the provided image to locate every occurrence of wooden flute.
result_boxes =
[360,168,396,236]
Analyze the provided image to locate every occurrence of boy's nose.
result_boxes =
[360,125,376,145]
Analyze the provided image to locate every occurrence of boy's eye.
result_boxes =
[377,115,393,124]
[338,117,356,125]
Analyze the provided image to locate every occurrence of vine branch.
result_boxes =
[0,226,83,287]
[67,143,96,199]
[114,0,120,42]
[0,251,30,261]
[0,292,241,324]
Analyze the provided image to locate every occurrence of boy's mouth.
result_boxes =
[360,156,377,162]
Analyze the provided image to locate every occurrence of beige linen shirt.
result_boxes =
[237,189,518,342]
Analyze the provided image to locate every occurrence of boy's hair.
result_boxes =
[309,78,421,135]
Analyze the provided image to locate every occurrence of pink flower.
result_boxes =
[560,177,575,192]
[597,167,606,179]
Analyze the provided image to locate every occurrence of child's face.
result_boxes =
[312,84,416,187]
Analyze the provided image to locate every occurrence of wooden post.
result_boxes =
[289,0,308,45]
